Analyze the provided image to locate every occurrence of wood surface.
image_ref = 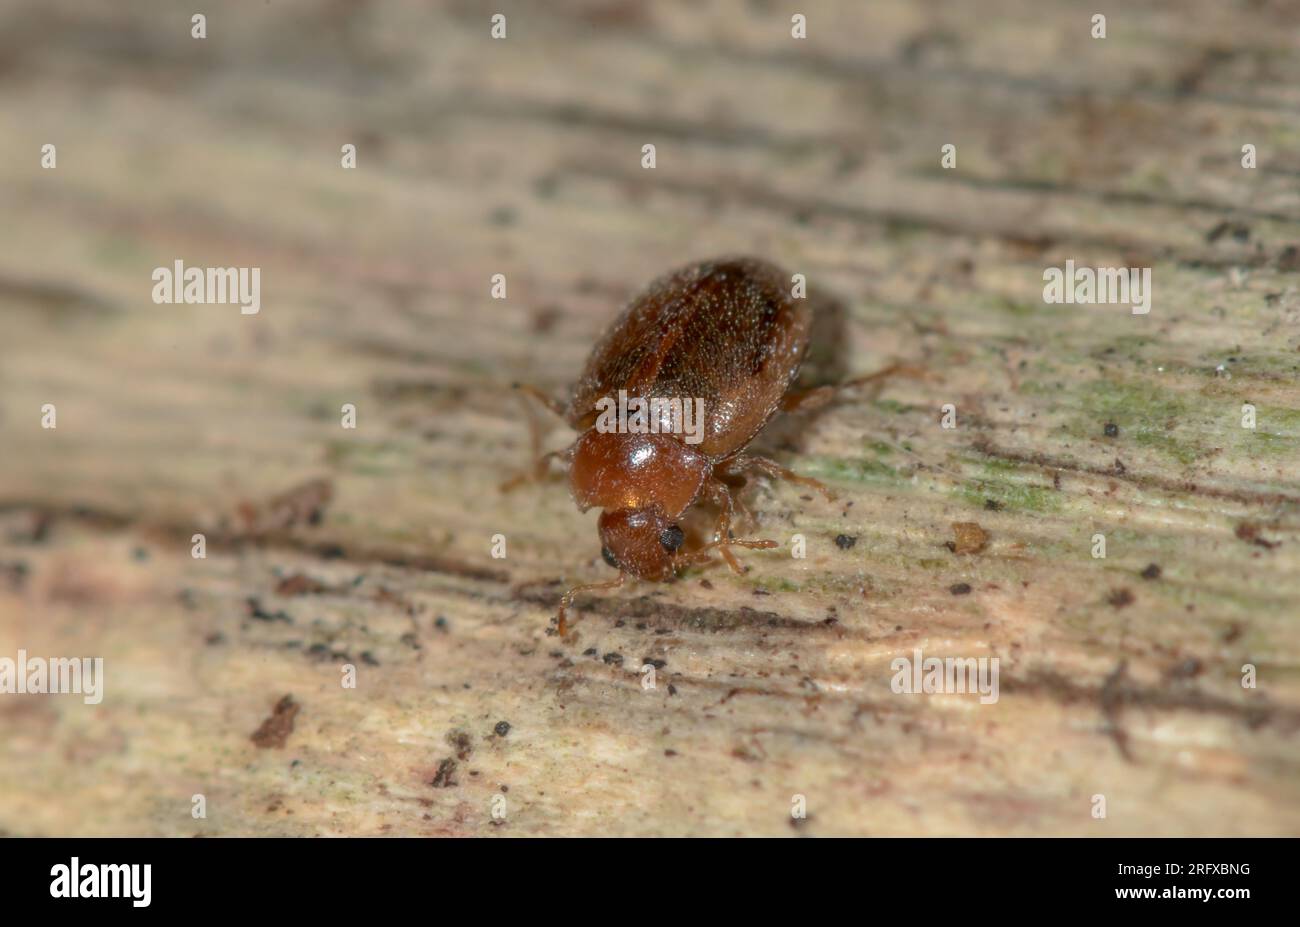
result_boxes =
[1,0,1298,836]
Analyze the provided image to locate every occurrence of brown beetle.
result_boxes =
[507,256,907,635]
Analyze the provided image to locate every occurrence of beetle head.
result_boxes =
[597,505,686,581]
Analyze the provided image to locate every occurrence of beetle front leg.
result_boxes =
[500,384,572,493]
[499,448,566,493]
[676,479,778,575]
[720,454,836,503]
[511,382,567,419]
[707,483,745,574]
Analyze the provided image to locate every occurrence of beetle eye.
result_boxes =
[601,545,620,569]
[659,525,685,552]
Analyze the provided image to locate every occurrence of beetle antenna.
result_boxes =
[555,572,626,637]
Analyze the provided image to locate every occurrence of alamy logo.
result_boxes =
[0,650,103,704]
[890,648,999,704]
[594,390,706,445]
[152,260,261,314]
[1042,260,1151,315]
[50,857,151,907]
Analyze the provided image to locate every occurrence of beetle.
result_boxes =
[506,256,906,636]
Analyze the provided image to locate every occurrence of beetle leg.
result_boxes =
[778,384,836,414]
[780,361,931,413]
[707,478,735,541]
[712,486,755,574]
[499,448,565,492]
[511,382,567,419]
[680,479,779,574]
[685,535,779,575]
[500,384,571,493]
[555,571,626,637]
[717,544,745,574]
[701,486,745,575]
[722,455,836,503]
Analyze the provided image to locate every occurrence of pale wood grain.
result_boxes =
[0,0,1297,836]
